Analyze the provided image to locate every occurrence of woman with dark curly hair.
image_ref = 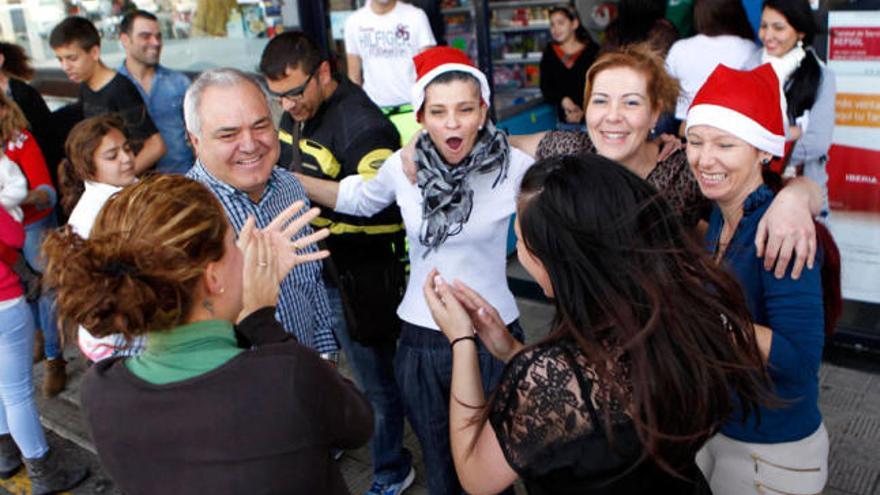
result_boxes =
[42,175,370,494]
[423,153,772,494]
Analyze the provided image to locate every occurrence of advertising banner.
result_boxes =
[827,11,880,304]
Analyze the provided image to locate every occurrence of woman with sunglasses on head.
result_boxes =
[510,43,822,279]
[295,46,533,494]
[686,63,840,495]
[422,153,772,494]
[539,5,599,127]
[747,0,836,218]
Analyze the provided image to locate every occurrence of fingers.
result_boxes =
[806,231,817,271]
[265,200,307,233]
[789,231,809,280]
[423,268,443,312]
[296,250,331,263]
[761,227,782,272]
[452,279,501,320]
[237,215,257,250]
[281,207,322,239]
[292,228,330,252]
[755,216,768,259]
[773,235,795,279]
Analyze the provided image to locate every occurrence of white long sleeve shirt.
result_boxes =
[336,148,534,330]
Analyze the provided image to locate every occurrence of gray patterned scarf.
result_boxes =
[415,120,510,257]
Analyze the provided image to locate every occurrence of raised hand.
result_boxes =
[450,279,522,363]
[241,230,281,319]
[238,201,331,283]
[423,268,475,343]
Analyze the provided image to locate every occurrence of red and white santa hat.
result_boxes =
[411,46,491,116]
[686,64,786,157]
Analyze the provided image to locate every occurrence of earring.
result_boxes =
[761,158,771,166]
[219,287,225,294]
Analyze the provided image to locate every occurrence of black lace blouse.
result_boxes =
[489,340,711,494]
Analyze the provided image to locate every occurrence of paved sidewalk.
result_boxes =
[22,297,880,495]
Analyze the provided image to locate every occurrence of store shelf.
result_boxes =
[493,55,541,65]
[488,0,560,8]
[490,25,549,33]
[441,6,472,15]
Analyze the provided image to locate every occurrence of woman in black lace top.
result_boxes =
[423,154,773,494]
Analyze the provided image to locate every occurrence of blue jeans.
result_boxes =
[23,214,60,360]
[395,321,522,495]
[327,287,413,485]
[0,298,49,458]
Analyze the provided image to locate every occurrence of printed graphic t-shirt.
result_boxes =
[344,1,436,107]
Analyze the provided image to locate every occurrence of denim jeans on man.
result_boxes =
[23,213,60,360]
[0,298,49,458]
[395,321,523,495]
[327,287,413,486]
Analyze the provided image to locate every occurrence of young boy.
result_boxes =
[50,16,165,173]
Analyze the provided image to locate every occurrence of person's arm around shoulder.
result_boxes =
[298,150,400,216]
[507,132,548,159]
[756,176,822,279]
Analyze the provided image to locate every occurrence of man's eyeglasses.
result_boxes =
[268,65,319,104]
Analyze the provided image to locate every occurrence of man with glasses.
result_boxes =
[260,32,415,495]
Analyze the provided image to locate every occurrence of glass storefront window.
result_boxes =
[0,0,299,73]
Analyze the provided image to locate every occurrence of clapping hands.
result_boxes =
[423,269,523,363]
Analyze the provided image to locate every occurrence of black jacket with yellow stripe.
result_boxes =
[278,78,404,270]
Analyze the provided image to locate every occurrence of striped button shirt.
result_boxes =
[188,161,338,353]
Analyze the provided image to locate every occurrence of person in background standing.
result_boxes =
[539,5,599,128]
[746,0,836,218]
[260,32,415,495]
[603,0,679,57]
[0,92,65,397]
[666,0,757,131]
[0,43,63,181]
[50,16,166,174]
[344,0,436,145]
[119,10,194,174]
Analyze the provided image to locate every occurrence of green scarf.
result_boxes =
[126,320,243,385]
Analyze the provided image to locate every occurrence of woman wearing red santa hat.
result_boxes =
[687,64,841,495]
[295,46,533,494]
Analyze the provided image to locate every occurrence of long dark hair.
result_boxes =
[763,0,822,122]
[605,0,667,47]
[694,0,755,40]
[0,42,35,80]
[512,154,771,474]
[549,5,592,44]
